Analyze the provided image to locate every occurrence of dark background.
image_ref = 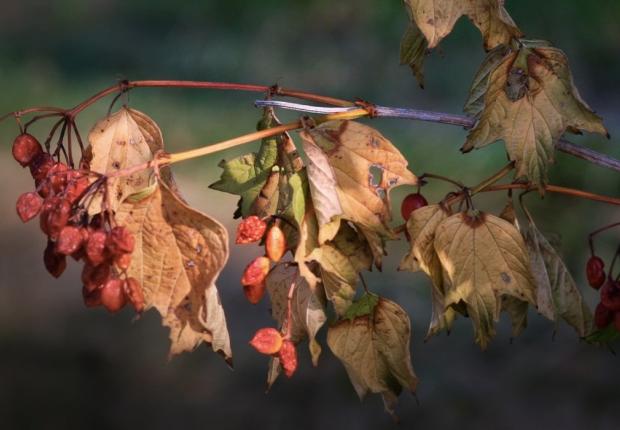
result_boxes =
[0,1,619,429]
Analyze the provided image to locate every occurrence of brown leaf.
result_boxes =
[327,296,418,418]
[523,222,593,336]
[433,211,536,348]
[399,204,456,337]
[400,21,428,88]
[115,181,231,361]
[463,42,608,189]
[300,120,417,243]
[404,0,522,50]
[87,108,169,213]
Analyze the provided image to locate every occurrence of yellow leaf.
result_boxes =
[327,297,418,418]
[87,108,169,213]
[463,43,608,188]
[115,181,231,362]
[404,0,522,50]
[433,211,536,348]
[300,120,417,243]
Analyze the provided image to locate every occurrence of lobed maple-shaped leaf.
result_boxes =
[327,295,418,418]
[404,0,522,51]
[523,222,593,336]
[399,204,457,338]
[463,42,608,189]
[115,181,231,362]
[265,263,327,387]
[86,108,175,213]
[433,211,536,348]
[299,120,417,244]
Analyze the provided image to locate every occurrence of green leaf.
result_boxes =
[585,325,620,344]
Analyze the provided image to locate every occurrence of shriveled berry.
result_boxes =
[16,192,43,223]
[64,173,90,204]
[249,328,283,355]
[100,278,127,313]
[586,256,606,289]
[47,162,69,194]
[12,134,43,167]
[601,280,620,312]
[43,240,66,278]
[243,283,266,305]
[82,263,111,293]
[400,193,428,221]
[106,226,135,255]
[241,256,270,287]
[265,225,286,262]
[82,285,102,308]
[235,216,267,244]
[114,252,132,271]
[595,302,614,329]
[124,277,145,313]
[44,199,72,240]
[29,153,54,181]
[56,226,85,255]
[86,230,108,266]
[279,340,298,378]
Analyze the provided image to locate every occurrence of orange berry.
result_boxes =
[249,328,283,355]
[265,225,286,262]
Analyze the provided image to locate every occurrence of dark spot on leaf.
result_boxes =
[500,272,511,284]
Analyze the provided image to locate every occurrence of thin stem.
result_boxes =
[419,172,464,189]
[471,162,515,194]
[589,222,620,256]
[481,184,620,206]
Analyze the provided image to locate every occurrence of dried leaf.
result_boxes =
[300,120,417,243]
[400,21,428,88]
[87,108,169,213]
[327,296,418,418]
[433,211,536,348]
[523,222,593,336]
[308,223,373,316]
[463,43,608,189]
[404,0,522,50]
[115,181,231,361]
[399,204,456,337]
[464,44,512,117]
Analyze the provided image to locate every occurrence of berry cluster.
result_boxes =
[236,216,287,304]
[588,253,620,333]
[13,133,144,314]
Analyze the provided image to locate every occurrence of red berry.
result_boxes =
[235,216,267,244]
[114,252,132,271]
[82,263,111,292]
[265,225,286,262]
[106,226,135,256]
[249,328,283,355]
[586,256,606,289]
[601,280,620,312]
[243,283,266,305]
[82,285,102,308]
[100,278,127,313]
[43,199,72,241]
[279,340,298,378]
[43,240,66,278]
[56,226,85,255]
[124,277,145,313]
[595,302,614,329]
[241,256,270,287]
[86,230,108,266]
[401,193,428,221]
[12,134,43,167]
[29,153,54,182]
[47,162,69,194]
[64,173,90,204]
[16,192,43,223]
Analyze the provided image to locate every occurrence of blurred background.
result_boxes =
[0,1,619,428]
